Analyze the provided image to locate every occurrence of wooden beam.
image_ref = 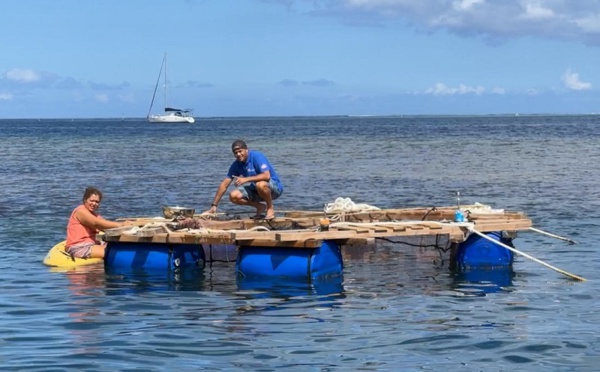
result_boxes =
[276,230,358,242]
[237,239,322,248]
[474,219,532,232]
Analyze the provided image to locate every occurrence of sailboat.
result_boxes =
[147,53,195,123]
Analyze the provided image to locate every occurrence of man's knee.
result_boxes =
[230,190,244,202]
[255,180,269,191]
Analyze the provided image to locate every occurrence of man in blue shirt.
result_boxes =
[204,140,283,220]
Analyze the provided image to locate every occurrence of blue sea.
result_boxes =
[1,115,599,371]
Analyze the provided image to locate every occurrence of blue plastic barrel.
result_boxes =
[236,240,343,280]
[105,242,205,270]
[454,231,514,269]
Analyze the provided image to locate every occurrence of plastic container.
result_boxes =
[236,240,343,279]
[454,231,514,269]
[105,242,205,269]
[454,210,465,222]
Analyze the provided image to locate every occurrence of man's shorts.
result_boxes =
[237,179,282,202]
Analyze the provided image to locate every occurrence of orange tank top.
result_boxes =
[66,205,100,247]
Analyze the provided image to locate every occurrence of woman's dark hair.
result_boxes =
[83,186,103,203]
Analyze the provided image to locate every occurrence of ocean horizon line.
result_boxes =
[2,112,600,121]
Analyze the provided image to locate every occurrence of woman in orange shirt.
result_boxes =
[66,187,129,259]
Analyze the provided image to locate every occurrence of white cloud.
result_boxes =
[452,0,483,12]
[95,94,109,103]
[575,14,600,33]
[302,78,335,87]
[118,93,135,103]
[562,69,592,90]
[279,0,600,44]
[0,92,13,100]
[72,93,85,102]
[5,68,40,83]
[521,0,555,20]
[424,82,485,95]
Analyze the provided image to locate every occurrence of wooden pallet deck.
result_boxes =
[103,205,533,249]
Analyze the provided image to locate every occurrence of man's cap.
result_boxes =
[231,140,248,151]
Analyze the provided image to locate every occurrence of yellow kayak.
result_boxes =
[43,240,104,268]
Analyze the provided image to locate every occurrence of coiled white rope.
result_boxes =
[185,225,272,235]
[324,197,381,213]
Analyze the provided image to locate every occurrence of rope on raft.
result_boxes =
[467,227,586,282]
[324,197,381,213]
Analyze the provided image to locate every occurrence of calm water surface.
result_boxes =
[1,115,599,371]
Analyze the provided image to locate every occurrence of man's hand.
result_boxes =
[202,205,217,215]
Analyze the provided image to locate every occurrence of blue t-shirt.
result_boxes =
[227,150,283,192]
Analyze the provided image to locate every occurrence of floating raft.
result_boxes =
[103,205,532,249]
[50,203,585,281]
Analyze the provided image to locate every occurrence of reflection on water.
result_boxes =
[60,265,107,297]
[52,241,524,303]
[104,266,207,293]
[62,263,345,297]
[451,268,515,296]
[237,275,345,298]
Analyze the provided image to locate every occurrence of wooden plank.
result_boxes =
[291,218,322,229]
[105,234,153,243]
[104,226,141,237]
[276,230,358,242]
[371,223,407,232]
[368,225,391,233]
[420,223,444,230]
[191,231,236,244]
[116,217,172,224]
[333,224,370,233]
[337,223,392,233]
[449,230,469,242]
[473,219,532,232]
[237,239,322,248]
[196,237,236,245]
[232,230,279,241]
[150,233,188,243]
[136,227,167,237]
[469,212,527,220]
[473,218,531,226]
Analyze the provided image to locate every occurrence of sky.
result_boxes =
[1,0,600,118]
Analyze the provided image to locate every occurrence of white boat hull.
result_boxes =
[148,113,195,123]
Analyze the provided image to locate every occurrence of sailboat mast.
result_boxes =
[163,53,168,111]
[147,53,166,118]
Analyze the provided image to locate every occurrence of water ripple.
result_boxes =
[1,116,599,370]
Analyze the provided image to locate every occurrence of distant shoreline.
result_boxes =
[2,112,600,121]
